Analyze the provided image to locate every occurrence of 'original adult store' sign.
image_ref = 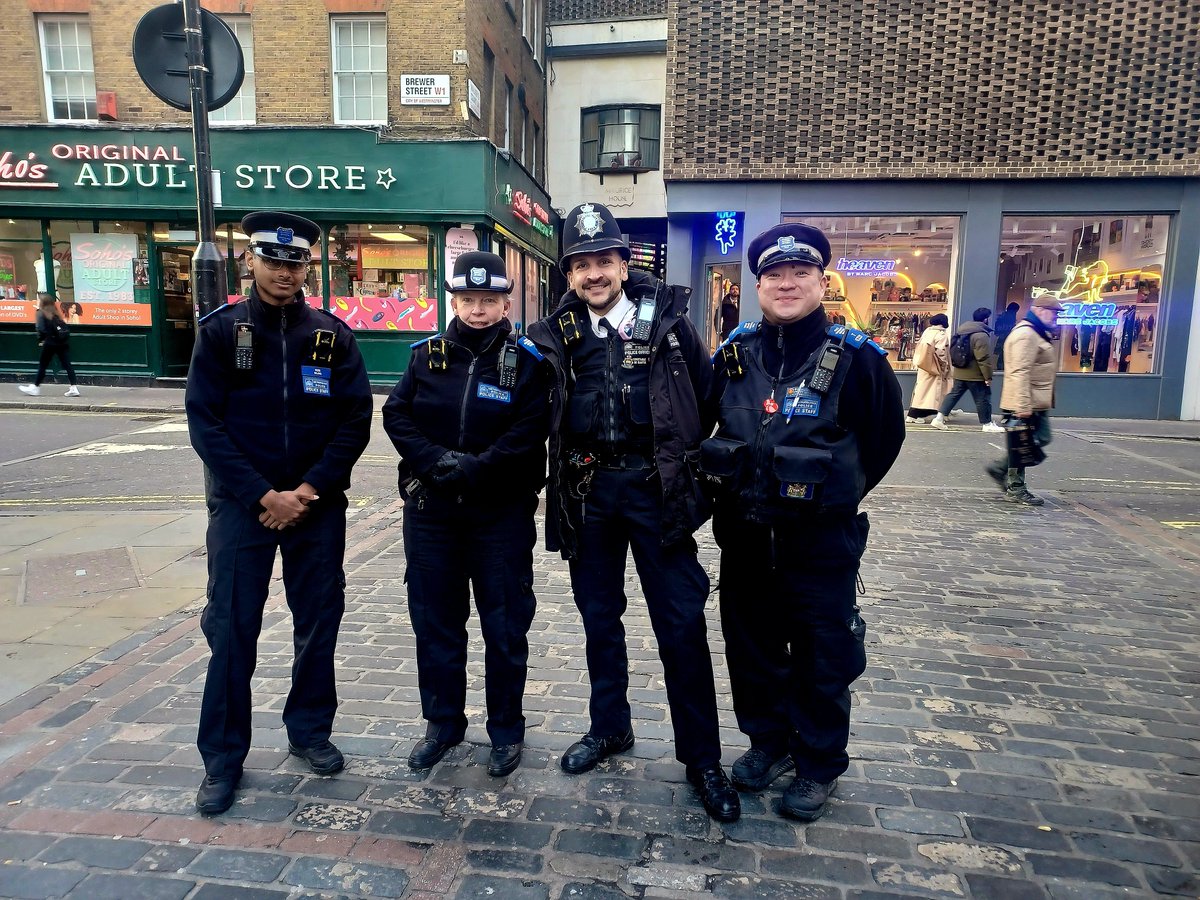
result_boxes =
[2,142,390,194]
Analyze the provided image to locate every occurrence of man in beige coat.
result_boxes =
[985,295,1063,506]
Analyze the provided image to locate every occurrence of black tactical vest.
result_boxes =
[563,319,653,453]
[702,325,868,522]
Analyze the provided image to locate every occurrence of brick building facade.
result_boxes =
[0,0,556,385]
[658,0,1200,419]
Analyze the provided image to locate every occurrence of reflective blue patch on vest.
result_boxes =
[826,323,887,355]
[410,333,441,350]
[199,301,240,324]
[713,321,759,360]
[518,336,545,361]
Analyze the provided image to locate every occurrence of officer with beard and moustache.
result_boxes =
[701,223,904,822]
[526,202,740,824]
[186,212,373,815]
[383,251,550,778]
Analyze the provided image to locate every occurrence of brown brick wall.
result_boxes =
[0,0,547,166]
[548,0,663,24]
[666,0,1200,180]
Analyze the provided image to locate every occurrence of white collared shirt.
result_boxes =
[587,293,635,339]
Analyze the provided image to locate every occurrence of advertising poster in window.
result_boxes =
[70,232,148,325]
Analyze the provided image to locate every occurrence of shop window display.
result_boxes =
[783,215,960,371]
[328,223,436,331]
[48,219,149,326]
[995,215,1168,374]
[0,219,45,324]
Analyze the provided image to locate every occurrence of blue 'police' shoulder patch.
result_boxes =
[410,333,441,350]
[199,299,242,324]
[517,335,545,361]
[712,321,760,361]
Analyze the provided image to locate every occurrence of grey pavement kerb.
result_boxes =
[3,382,1199,439]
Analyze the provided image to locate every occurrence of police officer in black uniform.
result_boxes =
[702,223,904,821]
[383,251,550,778]
[186,212,373,815]
[527,202,740,823]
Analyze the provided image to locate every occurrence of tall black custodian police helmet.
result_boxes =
[446,251,512,293]
[559,202,631,274]
[747,223,833,278]
[241,212,322,264]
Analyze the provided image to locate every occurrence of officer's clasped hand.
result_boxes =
[429,450,467,487]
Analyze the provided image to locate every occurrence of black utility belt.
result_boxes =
[592,449,654,471]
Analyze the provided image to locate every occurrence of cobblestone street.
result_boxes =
[1,483,1198,899]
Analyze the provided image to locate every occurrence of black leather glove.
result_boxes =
[429,450,466,486]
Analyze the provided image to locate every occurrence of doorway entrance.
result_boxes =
[705,263,741,353]
[158,248,195,377]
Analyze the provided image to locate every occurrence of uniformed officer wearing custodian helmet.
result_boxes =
[383,250,551,779]
[186,211,373,815]
[700,222,904,822]
[526,202,741,823]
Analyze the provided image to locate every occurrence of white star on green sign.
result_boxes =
[376,168,396,189]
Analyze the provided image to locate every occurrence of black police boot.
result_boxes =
[408,735,462,770]
[288,740,345,776]
[687,765,741,823]
[487,742,523,777]
[560,729,635,775]
[731,748,794,792]
[195,773,240,815]
[780,776,838,821]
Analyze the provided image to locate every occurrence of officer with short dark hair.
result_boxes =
[383,250,550,778]
[702,222,904,822]
[527,202,740,823]
[186,212,373,815]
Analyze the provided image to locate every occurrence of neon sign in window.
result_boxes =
[1059,301,1119,327]
[715,212,737,255]
[834,257,897,276]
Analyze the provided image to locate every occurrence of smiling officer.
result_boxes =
[383,250,550,778]
[186,211,373,815]
[527,202,740,824]
[701,222,904,821]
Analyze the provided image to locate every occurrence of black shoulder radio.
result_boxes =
[808,342,843,394]
[632,298,655,342]
[234,322,254,371]
[498,344,520,389]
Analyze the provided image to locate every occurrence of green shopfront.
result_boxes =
[0,126,558,384]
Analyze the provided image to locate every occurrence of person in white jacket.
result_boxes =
[906,313,950,423]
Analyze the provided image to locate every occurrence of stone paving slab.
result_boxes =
[0,490,1198,899]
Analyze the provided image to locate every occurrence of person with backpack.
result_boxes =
[930,307,1002,432]
[19,294,80,397]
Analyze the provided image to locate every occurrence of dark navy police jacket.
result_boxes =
[185,287,373,510]
[382,316,550,503]
[527,268,714,557]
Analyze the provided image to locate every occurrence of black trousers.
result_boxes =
[567,467,722,770]
[938,379,992,423]
[34,343,77,385]
[715,512,870,784]
[197,485,348,779]
[403,493,538,746]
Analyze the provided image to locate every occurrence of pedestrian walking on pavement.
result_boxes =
[382,251,550,779]
[994,300,1020,370]
[19,294,80,397]
[185,212,373,815]
[930,307,1003,432]
[701,223,905,822]
[526,201,741,823]
[906,312,950,423]
[986,295,1063,506]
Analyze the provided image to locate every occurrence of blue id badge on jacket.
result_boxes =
[782,384,821,420]
[477,383,512,403]
[301,365,331,396]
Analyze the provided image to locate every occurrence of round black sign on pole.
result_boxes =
[132,4,245,111]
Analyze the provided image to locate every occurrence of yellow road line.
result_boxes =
[1162,521,1200,529]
